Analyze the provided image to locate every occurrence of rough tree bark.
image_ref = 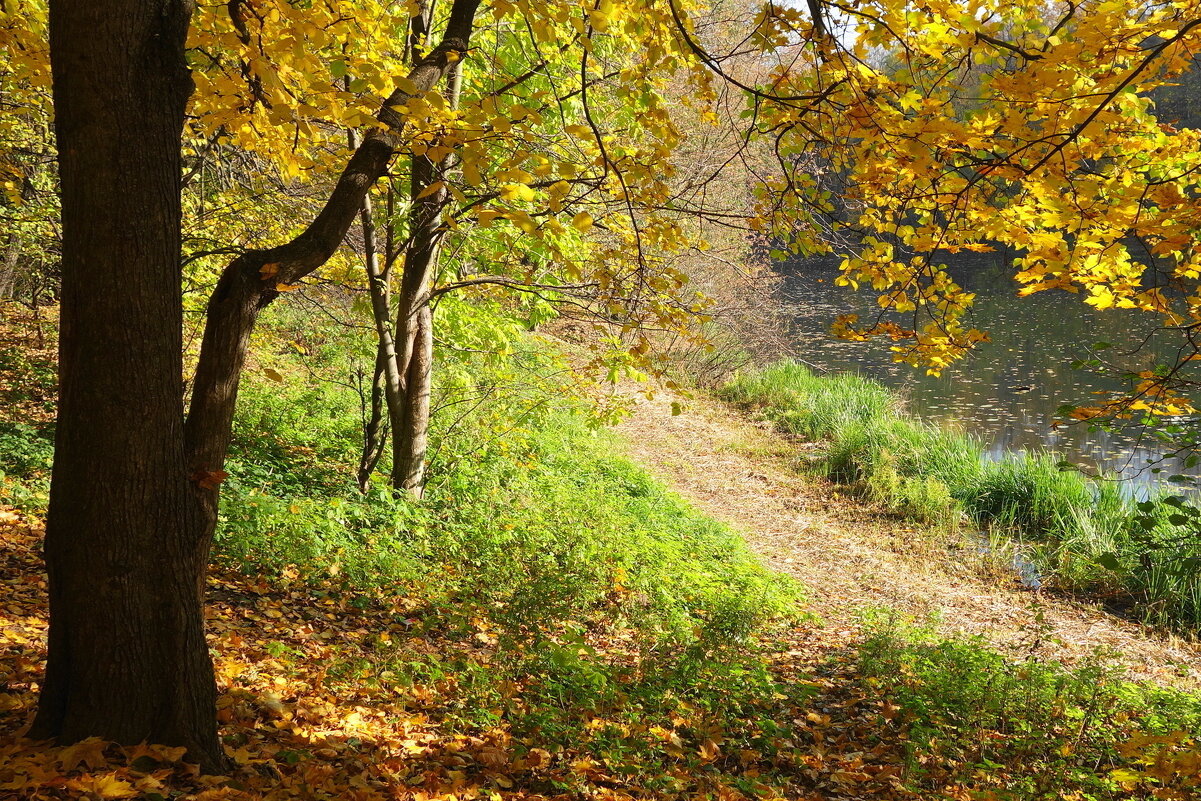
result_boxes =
[31,0,225,770]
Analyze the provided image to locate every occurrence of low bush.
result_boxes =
[0,422,52,512]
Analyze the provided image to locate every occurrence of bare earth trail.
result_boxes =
[616,389,1201,690]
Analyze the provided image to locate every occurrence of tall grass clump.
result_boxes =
[1081,497,1201,628]
[965,453,1095,533]
[719,361,895,440]
[722,362,979,523]
[827,417,983,521]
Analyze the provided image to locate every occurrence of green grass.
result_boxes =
[220,405,804,646]
[720,361,1201,631]
[853,612,1201,798]
[207,307,822,793]
[210,305,813,780]
[220,317,805,648]
[218,392,816,790]
[721,361,896,440]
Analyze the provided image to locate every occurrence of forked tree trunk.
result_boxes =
[390,153,443,496]
[185,0,481,513]
[390,63,461,497]
[32,0,225,770]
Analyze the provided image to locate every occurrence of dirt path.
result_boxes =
[616,389,1201,691]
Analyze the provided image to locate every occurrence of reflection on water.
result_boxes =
[781,254,1197,497]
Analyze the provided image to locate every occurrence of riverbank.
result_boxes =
[617,379,1201,689]
[713,362,1201,634]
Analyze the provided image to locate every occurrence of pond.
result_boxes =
[780,253,1199,498]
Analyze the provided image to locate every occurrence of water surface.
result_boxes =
[780,254,1198,496]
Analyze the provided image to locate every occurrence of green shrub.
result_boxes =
[0,421,53,478]
[0,421,53,512]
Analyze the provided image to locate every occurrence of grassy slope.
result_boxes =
[2,308,1201,799]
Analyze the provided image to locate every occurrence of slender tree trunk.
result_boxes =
[1,170,39,302]
[390,62,462,497]
[32,0,225,771]
[0,237,18,300]
[390,154,444,496]
[356,185,402,489]
[357,350,391,490]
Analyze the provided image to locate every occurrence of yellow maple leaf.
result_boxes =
[57,736,111,771]
[498,182,535,202]
[571,212,594,232]
[66,773,138,799]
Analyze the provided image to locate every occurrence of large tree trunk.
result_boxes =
[32,0,225,771]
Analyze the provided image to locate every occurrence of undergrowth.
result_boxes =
[720,361,1201,631]
[220,307,803,651]
[199,305,823,791]
[852,612,1201,798]
[8,309,1201,798]
[0,310,55,511]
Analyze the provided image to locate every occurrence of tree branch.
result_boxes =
[183,0,483,493]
